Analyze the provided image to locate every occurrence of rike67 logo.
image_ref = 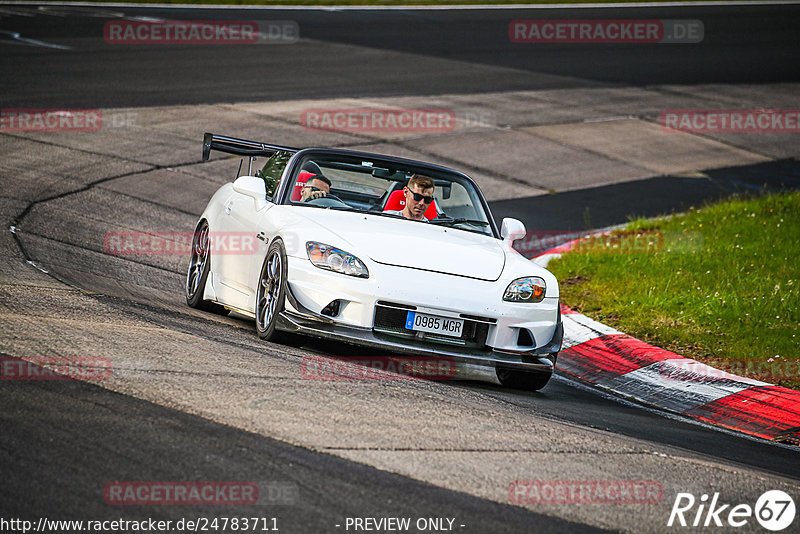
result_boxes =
[668,490,795,531]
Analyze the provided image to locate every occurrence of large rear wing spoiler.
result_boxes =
[202,133,298,161]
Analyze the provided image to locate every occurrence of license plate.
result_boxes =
[405,311,464,338]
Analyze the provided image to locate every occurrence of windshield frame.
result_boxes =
[274,148,500,239]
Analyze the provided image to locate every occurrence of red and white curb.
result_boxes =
[534,248,800,445]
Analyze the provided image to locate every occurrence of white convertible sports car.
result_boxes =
[187,133,563,390]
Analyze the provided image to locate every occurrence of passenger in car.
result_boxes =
[300,174,332,202]
[385,174,435,221]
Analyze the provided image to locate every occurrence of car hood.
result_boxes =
[290,208,506,281]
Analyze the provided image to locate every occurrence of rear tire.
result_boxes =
[185,220,227,314]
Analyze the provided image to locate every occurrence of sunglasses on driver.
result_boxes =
[406,190,434,204]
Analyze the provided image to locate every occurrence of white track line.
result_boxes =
[0,30,71,49]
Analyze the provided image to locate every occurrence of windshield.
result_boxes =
[256,150,293,200]
[282,152,495,237]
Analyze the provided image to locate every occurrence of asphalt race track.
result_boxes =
[2,3,799,107]
[2,3,800,533]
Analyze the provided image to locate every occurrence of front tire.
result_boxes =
[496,367,552,391]
[256,239,292,342]
[185,220,226,314]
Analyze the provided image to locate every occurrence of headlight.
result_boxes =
[306,242,369,278]
[503,276,546,303]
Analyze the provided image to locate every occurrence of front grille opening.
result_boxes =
[460,313,496,324]
[373,303,489,349]
[517,328,535,348]
[321,300,341,317]
[376,300,416,310]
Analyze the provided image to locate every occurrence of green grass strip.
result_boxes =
[548,191,800,390]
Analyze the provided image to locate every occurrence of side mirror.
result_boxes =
[233,176,268,211]
[500,217,526,246]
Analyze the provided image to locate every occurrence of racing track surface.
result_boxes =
[2,3,800,533]
[2,3,800,107]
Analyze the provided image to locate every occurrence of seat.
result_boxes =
[290,171,316,202]
[290,161,324,202]
[382,189,437,219]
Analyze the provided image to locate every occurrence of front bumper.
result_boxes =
[284,254,561,359]
[278,285,563,376]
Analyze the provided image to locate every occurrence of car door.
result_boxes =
[212,188,269,311]
[214,152,292,313]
